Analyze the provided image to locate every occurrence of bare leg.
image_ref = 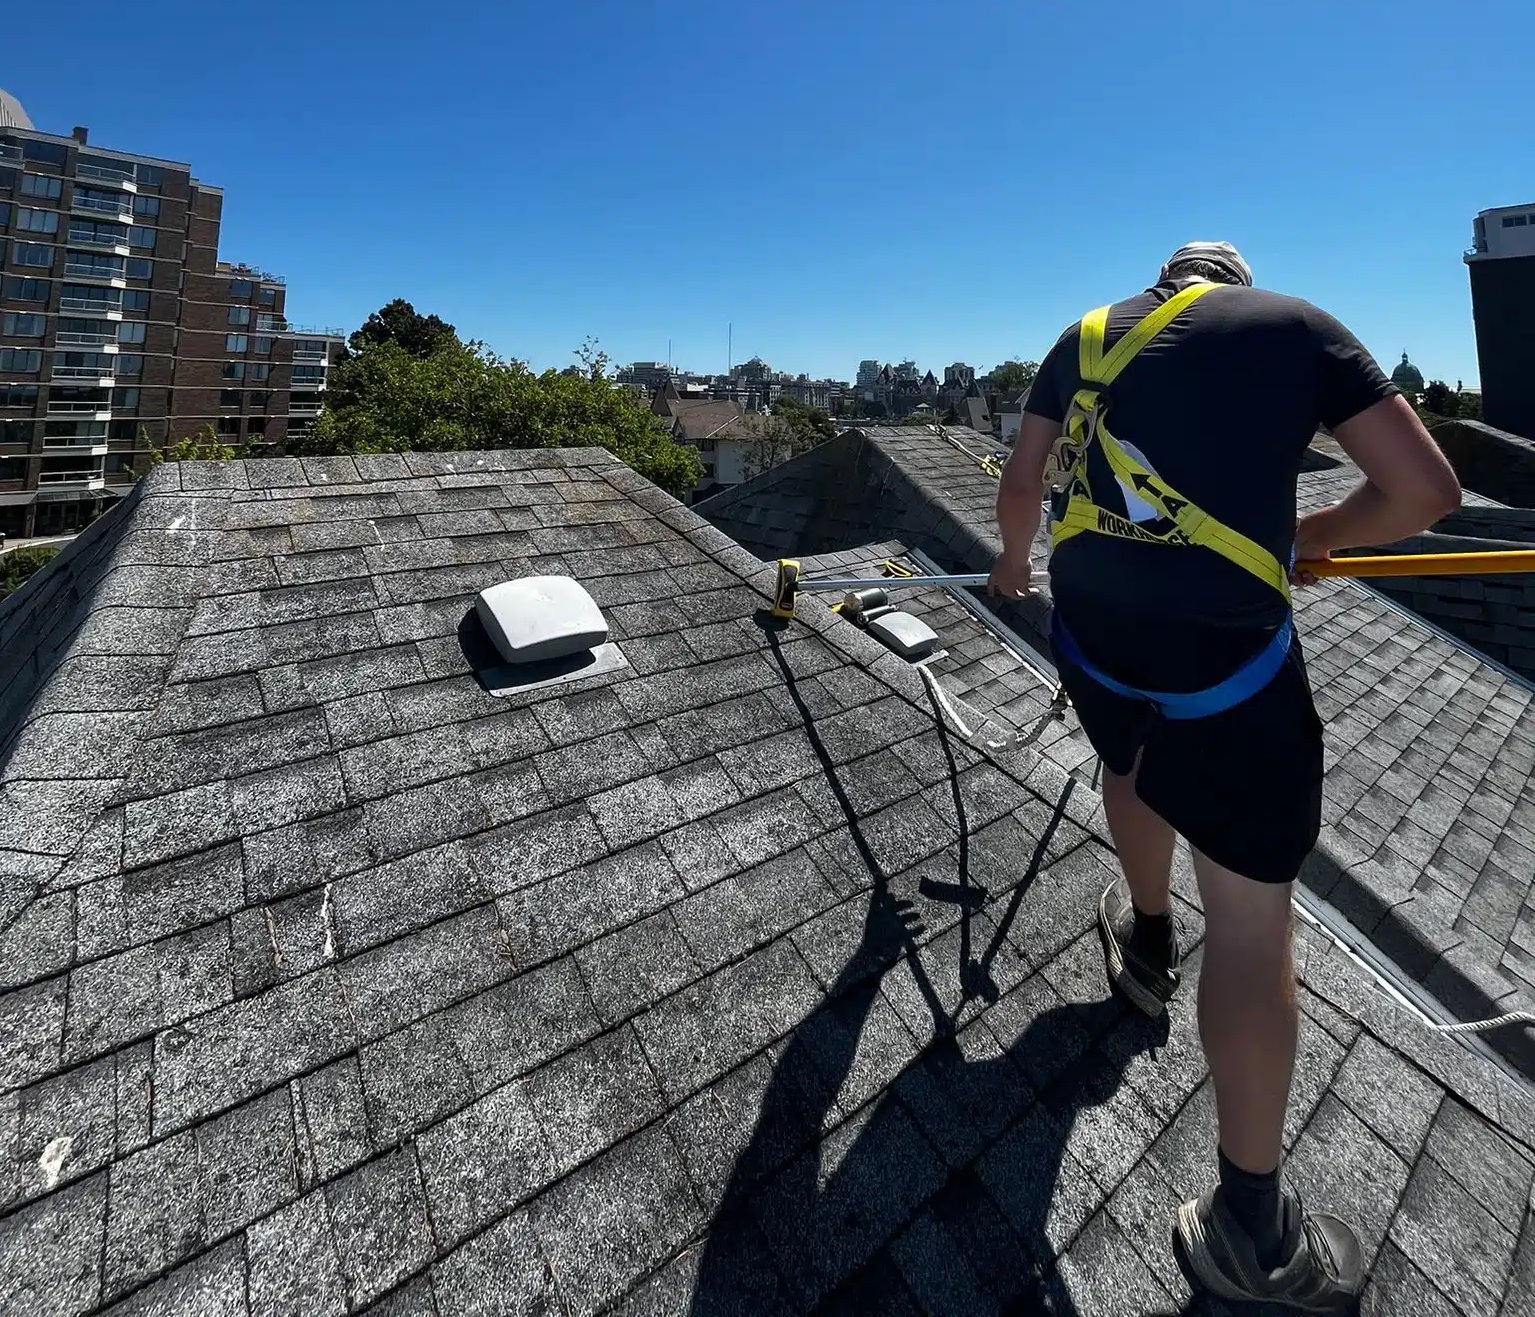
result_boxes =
[1193,846,1297,1175]
[1101,761,1176,917]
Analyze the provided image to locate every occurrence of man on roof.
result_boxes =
[988,241,1461,1310]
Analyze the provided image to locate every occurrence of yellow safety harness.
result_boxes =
[1046,281,1291,603]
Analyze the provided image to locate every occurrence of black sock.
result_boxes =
[1218,1148,1285,1270]
[1128,902,1174,960]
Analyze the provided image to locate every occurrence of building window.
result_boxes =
[253,336,273,355]
[228,306,251,326]
[1,424,31,448]
[222,362,245,381]
[8,278,48,301]
[226,334,247,352]
[0,383,40,407]
[136,165,164,187]
[259,287,277,305]
[249,363,271,382]
[13,242,54,268]
[19,173,62,199]
[126,257,152,280]
[127,225,156,250]
[230,279,252,298]
[109,419,140,443]
[248,391,268,412]
[116,321,146,345]
[1504,214,1530,228]
[219,389,243,407]
[292,366,325,385]
[132,195,160,218]
[121,289,150,311]
[114,354,143,376]
[0,202,9,228]
[21,141,67,166]
[217,417,242,437]
[0,348,42,373]
[117,387,140,410]
[2,312,45,336]
[16,207,59,234]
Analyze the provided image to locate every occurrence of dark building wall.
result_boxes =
[1468,254,1535,442]
[1430,419,1535,507]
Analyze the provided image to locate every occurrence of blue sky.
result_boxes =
[6,1,1529,385]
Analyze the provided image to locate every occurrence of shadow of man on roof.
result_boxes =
[683,619,1173,1314]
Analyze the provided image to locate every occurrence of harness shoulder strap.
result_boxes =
[1081,281,1220,387]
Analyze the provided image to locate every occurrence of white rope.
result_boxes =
[1291,900,1535,1037]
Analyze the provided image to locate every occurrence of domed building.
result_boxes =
[0,84,33,131]
[1391,351,1425,397]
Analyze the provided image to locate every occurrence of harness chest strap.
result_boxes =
[1048,282,1291,602]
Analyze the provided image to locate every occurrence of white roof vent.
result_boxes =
[477,575,609,664]
[865,611,941,661]
[472,576,627,697]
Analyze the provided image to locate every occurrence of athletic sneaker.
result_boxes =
[1097,879,1181,1016]
[1176,1186,1366,1312]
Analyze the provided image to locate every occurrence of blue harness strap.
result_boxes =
[1051,612,1294,721]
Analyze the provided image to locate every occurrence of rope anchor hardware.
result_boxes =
[772,559,991,620]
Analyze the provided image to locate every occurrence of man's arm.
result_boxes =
[989,412,1058,598]
[1296,394,1462,561]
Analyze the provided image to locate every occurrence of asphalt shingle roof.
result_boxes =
[699,427,1535,1081]
[1,448,1533,1315]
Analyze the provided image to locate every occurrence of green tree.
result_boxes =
[149,423,248,465]
[771,396,837,451]
[292,336,701,499]
[988,360,1039,394]
[1,545,60,600]
[735,411,810,481]
[1457,389,1482,422]
[347,299,459,359]
[1421,380,1459,420]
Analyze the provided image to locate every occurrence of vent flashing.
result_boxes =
[472,575,627,696]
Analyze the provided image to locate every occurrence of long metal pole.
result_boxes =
[792,551,1535,596]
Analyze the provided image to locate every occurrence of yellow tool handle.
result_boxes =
[1299,550,1535,579]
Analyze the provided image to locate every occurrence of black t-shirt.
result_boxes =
[1029,279,1396,684]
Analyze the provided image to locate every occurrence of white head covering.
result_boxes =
[1160,241,1253,288]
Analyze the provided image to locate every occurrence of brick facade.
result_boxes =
[0,119,317,536]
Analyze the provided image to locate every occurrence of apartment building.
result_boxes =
[0,88,334,538]
[1466,202,1535,441]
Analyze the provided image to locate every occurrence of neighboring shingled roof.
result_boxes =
[2,450,1533,1315]
[699,426,1535,1079]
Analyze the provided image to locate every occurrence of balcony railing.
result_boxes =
[76,162,134,185]
[52,365,114,382]
[71,194,132,218]
[292,349,327,363]
[43,441,110,455]
[289,397,323,412]
[46,400,112,416]
[63,262,126,282]
[0,143,21,162]
[67,230,128,251]
[255,315,288,332]
[55,332,116,348]
[38,470,106,488]
[59,298,122,316]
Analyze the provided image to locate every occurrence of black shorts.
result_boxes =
[1054,616,1323,884]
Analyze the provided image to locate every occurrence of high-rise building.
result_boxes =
[856,359,881,388]
[1465,203,1535,441]
[0,88,334,538]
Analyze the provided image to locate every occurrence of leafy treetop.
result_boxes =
[291,331,702,499]
[347,299,459,360]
